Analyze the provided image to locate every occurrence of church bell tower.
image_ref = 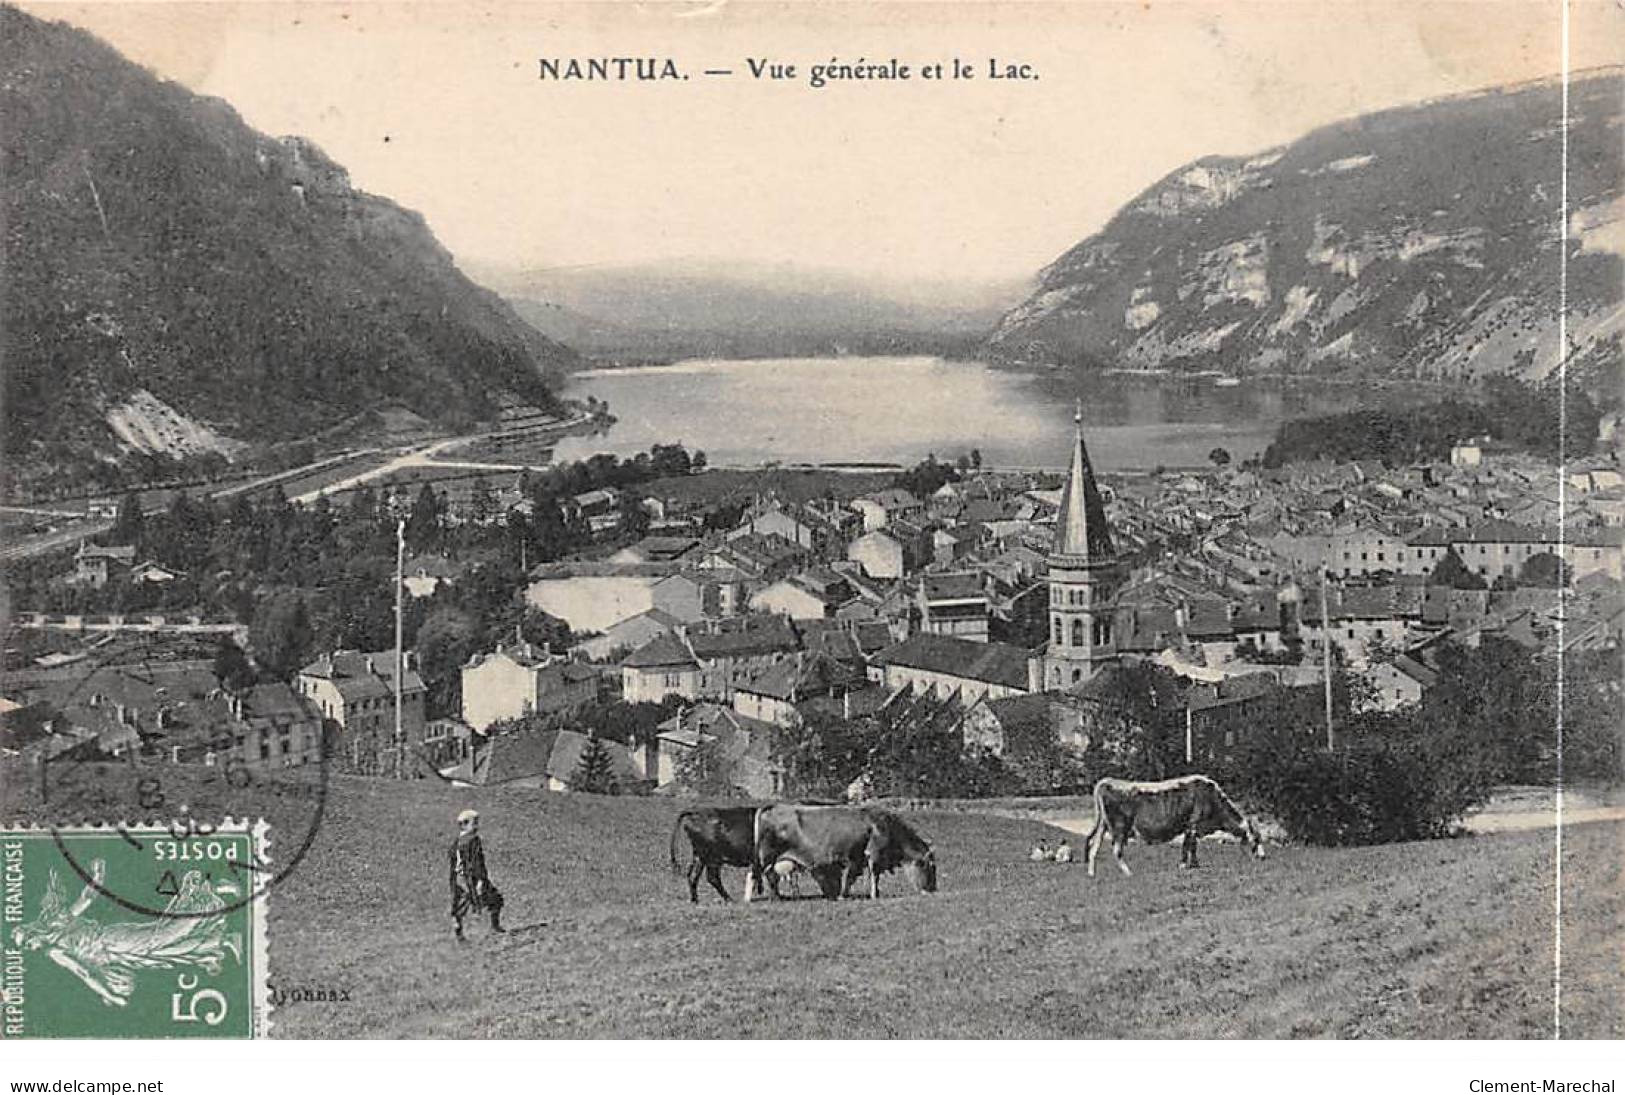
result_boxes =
[1044,403,1118,688]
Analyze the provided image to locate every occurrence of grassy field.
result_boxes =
[7,763,1620,1039]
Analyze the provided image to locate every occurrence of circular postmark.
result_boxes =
[39,725,333,920]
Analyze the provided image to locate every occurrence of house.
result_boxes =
[574,608,683,662]
[71,542,135,586]
[3,659,324,773]
[960,692,1089,759]
[851,488,923,532]
[567,488,621,520]
[1181,674,1318,764]
[1449,439,1483,468]
[1404,527,1454,578]
[1232,592,1290,654]
[526,561,678,633]
[729,502,825,553]
[196,683,326,771]
[402,555,459,599]
[444,727,644,791]
[1298,583,1426,666]
[1450,521,1623,583]
[620,616,801,704]
[1361,655,1439,712]
[749,569,854,621]
[654,704,782,798]
[1327,524,1408,579]
[870,633,1034,703]
[731,650,869,728]
[295,649,428,771]
[917,572,990,642]
[613,536,701,564]
[709,532,809,583]
[931,524,983,567]
[128,560,182,585]
[847,529,908,580]
[460,640,599,732]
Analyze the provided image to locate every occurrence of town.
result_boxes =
[3,394,1620,841]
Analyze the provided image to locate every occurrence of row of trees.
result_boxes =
[1431,547,1570,590]
[1261,377,1601,467]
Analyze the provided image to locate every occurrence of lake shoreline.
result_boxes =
[553,354,1395,472]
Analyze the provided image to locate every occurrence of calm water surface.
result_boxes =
[553,356,1383,470]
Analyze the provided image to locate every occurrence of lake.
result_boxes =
[552,356,1385,471]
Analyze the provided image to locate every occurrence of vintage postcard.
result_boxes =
[0,0,1621,1060]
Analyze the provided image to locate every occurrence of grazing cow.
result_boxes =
[668,806,765,903]
[1083,775,1265,877]
[747,804,937,901]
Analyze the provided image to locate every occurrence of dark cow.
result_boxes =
[1083,775,1265,877]
[747,804,937,901]
[668,806,763,903]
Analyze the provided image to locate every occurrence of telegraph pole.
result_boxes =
[1320,567,1334,752]
[395,517,406,774]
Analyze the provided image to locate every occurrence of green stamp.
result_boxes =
[2,822,270,1039]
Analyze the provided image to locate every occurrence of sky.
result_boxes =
[21,1,1624,286]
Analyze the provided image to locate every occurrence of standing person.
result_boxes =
[449,808,505,940]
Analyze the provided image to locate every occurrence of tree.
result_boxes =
[415,606,481,718]
[1518,552,1570,588]
[571,734,619,794]
[405,484,444,549]
[250,592,313,679]
[1429,548,1486,590]
[676,737,737,797]
[1081,663,1188,780]
[212,639,258,692]
[1208,446,1231,467]
[771,710,872,799]
[108,491,144,547]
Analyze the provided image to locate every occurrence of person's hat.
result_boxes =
[456,808,479,824]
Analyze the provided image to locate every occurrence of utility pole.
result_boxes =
[395,517,406,776]
[1320,567,1334,752]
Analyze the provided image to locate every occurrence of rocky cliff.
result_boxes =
[988,70,1622,396]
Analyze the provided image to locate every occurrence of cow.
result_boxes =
[746,804,937,901]
[668,806,765,903]
[1083,774,1265,877]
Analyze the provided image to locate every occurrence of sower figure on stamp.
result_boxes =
[450,808,505,940]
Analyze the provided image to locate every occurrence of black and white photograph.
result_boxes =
[0,0,1620,1074]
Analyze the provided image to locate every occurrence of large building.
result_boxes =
[1042,407,1121,689]
[296,649,428,774]
[461,640,598,732]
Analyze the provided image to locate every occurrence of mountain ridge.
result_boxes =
[1,5,577,495]
[986,68,1623,400]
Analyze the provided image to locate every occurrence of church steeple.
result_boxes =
[1053,400,1114,563]
[1044,400,1118,689]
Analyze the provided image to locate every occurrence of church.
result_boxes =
[869,408,1123,701]
[1040,406,1121,689]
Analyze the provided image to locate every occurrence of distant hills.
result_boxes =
[487,260,1025,363]
[987,70,1623,398]
[1,6,576,496]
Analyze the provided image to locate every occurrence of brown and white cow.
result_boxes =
[1083,774,1265,877]
[746,804,937,901]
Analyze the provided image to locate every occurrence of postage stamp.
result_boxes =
[2,821,270,1039]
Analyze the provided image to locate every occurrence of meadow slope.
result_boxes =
[7,764,1620,1038]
